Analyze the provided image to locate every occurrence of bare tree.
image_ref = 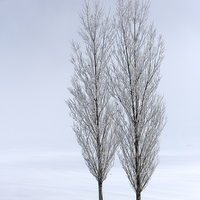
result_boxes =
[67,1,118,200]
[107,0,166,200]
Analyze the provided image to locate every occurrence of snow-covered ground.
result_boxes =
[0,149,199,200]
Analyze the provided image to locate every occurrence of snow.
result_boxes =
[0,149,199,200]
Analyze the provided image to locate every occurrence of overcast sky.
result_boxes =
[1,0,200,153]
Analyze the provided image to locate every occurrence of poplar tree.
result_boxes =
[108,0,166,199]
[67,1,118,200]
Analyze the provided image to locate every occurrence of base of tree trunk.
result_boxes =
[136,191,141,200]
[98,181,103,200]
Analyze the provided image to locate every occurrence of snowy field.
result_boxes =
[0,149,199,200]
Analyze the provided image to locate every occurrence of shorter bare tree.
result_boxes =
[67,1,118,200]
[107,0,166,200]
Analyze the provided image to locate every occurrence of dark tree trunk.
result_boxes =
[98,181,103,200]
[136,190,141,200]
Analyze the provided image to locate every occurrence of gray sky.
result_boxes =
[1,0,200,153]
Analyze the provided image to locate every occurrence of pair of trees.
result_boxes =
[67,1,166,200]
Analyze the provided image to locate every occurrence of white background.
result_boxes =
[0,0,200,199]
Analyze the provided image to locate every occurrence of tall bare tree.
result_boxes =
[108,0,166,200]
[67,1,118,200]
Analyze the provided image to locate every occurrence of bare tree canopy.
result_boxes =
[67,1,118,200]
[107,0,166,199]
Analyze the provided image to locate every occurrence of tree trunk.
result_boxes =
[98,181,103,200]
[136,190,141,200]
